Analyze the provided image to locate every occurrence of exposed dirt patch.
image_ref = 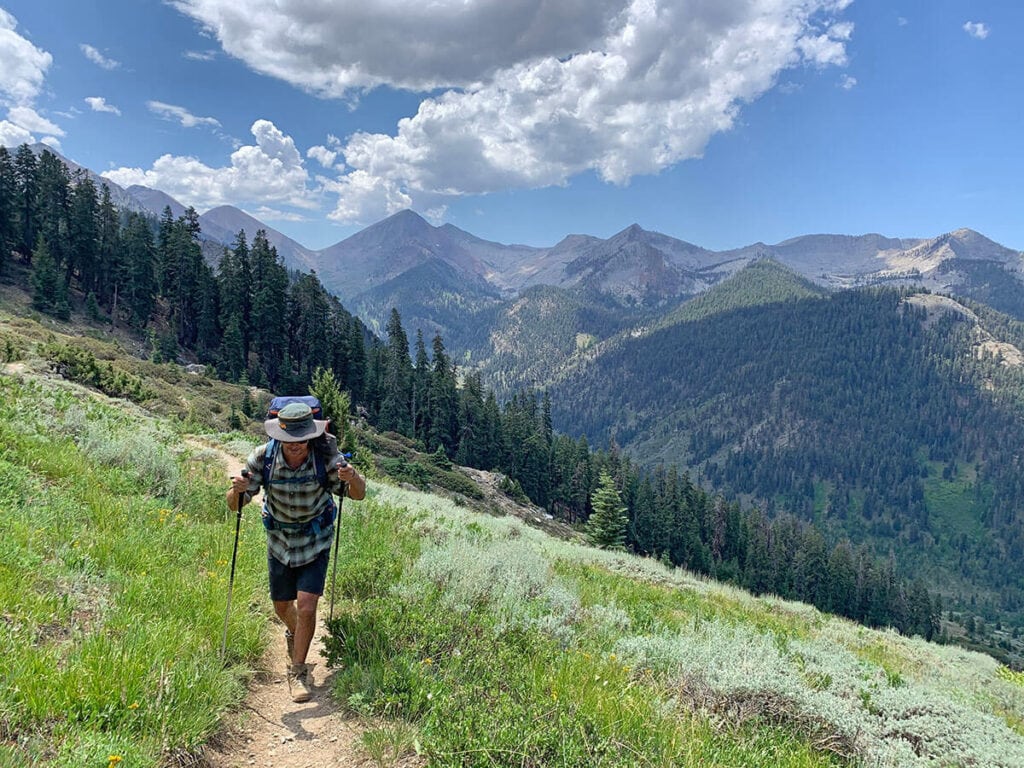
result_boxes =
[200,620,371,768]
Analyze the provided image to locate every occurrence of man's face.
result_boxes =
[281,440,310,463]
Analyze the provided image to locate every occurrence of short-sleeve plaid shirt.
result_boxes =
[242,442,343,567]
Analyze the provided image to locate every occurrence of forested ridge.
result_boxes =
[5,142,1014,659]
[550,274,1024,635]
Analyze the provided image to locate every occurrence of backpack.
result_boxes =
[260,395,341,535]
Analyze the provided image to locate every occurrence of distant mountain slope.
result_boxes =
[546,276,1024,615]
[198,205,318,274]
[351,255,503,339]
[125,184,187,219]
[653,258,829,328]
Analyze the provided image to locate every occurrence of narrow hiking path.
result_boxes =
[202,618,368,767]
[185,436,418,768]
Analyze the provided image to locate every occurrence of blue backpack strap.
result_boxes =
[313,447,327,489]
[261,439,278,493]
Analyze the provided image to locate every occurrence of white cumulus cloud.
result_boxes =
[85,96,121,115]
[7,105,63,136]
[0,119,33,147]
[963,21,989,40]
[103,119,315,212]
[0,8,52,105]
[147,100,221,129]
[80,43,120,70]
[307,145,339,169]
[159,0,856,224]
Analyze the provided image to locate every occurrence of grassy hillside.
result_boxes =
[5,297,1024,766]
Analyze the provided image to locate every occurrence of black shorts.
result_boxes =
[267,550,329,602]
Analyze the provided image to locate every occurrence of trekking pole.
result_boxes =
[328,457,349,623]
[220,469,248,661]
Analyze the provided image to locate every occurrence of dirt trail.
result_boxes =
[202,619,368,767]
[185,436,373,768]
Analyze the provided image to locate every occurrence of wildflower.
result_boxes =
[421,657,433,665]
[128,701,140,710]
[108,756,122,768]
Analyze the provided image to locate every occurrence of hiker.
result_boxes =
[226,401,365,702]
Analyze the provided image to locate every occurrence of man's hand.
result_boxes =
[227,469,250,511]
[337,462,358,484]
[337,461,367,500]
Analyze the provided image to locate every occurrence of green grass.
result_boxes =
[0,374,268,767]
[322,494,846,767]
[343,485,1024,768]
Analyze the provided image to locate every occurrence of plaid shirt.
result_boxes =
[242,442,344,567]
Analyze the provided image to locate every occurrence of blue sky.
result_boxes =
[0,1,1020,252]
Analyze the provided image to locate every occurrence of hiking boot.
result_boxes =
[284,629,295,664]
[288,663,313,703]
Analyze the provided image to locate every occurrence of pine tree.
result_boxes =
[250,230,288,387]
[311,366,353,452]
[0,146,16,276]
[378,308,413,434]
[96,184,121,310]
[122,212,156,327]
[412,329,430,444]
[68,173,99,293]
[31,235,58,313]
[586,470,628,549]
[220,316,245,380]
[427,333,458,454]
[13,144,38,258]
[35,150,70,277]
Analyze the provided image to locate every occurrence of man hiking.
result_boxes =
[227,401,366,702]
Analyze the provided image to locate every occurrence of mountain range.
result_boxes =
[37,144,1024,336]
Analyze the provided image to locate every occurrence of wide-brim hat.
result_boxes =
[264,402,328,442]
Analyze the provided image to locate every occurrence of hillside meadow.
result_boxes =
[3,311,1024,766]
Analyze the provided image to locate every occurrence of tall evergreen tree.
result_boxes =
[35,150,70,275]
[122,212,156,327]
[96,184,121,311]
[0,147,15,276]
[68,173,99,292]
[250,230,289,388]
[30,235,68,319]
[586,470,629,549]
[218,231,252,358]
[12,144,38,258]
[220,316,246,381]
[378,308,413,434]
[428,333,458,454]
[412,329,431,444]
[455,371,486,467]
[288,271,333,383]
